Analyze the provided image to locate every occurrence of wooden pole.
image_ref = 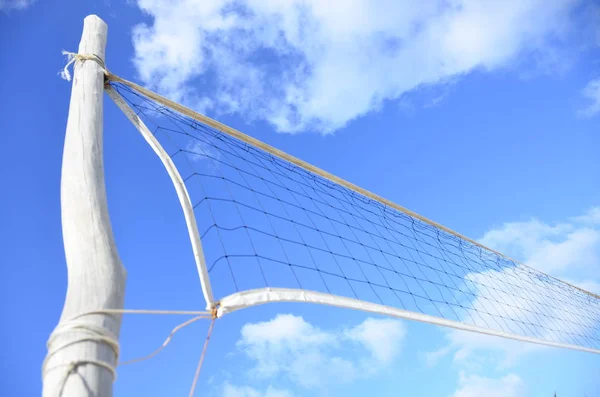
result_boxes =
[43,15,126,397]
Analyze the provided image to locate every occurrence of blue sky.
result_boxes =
[1,1,600,396]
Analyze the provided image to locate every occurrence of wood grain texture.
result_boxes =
[43,15,126,397]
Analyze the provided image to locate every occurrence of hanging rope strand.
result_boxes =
[119,314,211,366]
[44,307,216,397]
[188,315,217,397]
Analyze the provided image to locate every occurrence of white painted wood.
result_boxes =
[218,287,600,355]
[105,85,215,309]
[43,15,126,397]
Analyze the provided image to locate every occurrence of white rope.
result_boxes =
[119,315,211,366]
[55,53,220,396]
[104,71,600,302]
[60,50,107,81]
[44,308,213,397]
[43,321,120,378]
[43,319,120,397]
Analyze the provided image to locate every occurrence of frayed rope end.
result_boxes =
[60,50,107,82]
[60,50,78,81]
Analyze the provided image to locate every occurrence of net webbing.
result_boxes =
[109,81,600,353]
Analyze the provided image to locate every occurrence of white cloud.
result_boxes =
[526,228,600,274]
[237,314,405,388]
[185,140,221,162]
[479,212,600,277]
[132,0,581,134]
[222,383,293,397]
[427,207,600,366]
[0,0,34,11]
[238,313,339,385]
[479,219,570,269]
[443,327,542,370]
[345,318,406,366]
[563,278,600,295]
[573,206,600,225]
[423,344,452,368]
[450,372,526,397]
[578,78,600,117]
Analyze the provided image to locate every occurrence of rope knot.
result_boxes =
[43,320,120,381]
[60,51,108,81]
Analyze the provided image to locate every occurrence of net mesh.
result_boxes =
[110,81,600,352]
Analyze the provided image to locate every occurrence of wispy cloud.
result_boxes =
[427,207,600,367]
[344,317,406,366]
[0,0,34,11]
[132,0,583,134]
[185,140,221,163]
[450,372,526,397]
[578,79,600,117]
[236,314,405,389]
[222,383,293,397]
[572,207,600,225]
[479,210,600,278]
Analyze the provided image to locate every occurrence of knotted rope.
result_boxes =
[60,50,109,81]
[44,308,216,397]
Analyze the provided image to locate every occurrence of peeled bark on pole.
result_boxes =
[43,15,126,397]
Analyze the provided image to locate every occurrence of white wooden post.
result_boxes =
[43,15,126,397]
